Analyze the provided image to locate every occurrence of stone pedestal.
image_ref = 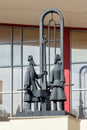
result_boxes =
[9,115,80,130]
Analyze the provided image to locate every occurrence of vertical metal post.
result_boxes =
[20,27,23,112]
[10,27,13,117]
[54,22,56,56]
[84,72,86,109]
[48,22,50,81]
[60,15,64,76]
[48,20,56,81]
[79,70,84,118]
[40,18,44,84]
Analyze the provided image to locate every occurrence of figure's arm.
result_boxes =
[35,71,47,79]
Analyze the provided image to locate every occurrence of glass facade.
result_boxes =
[0,26,60,117]
[1,25,87,119]
[71,30,87,119]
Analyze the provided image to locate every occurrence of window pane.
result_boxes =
[71,31,87,119]
[23,28,39,41]
[44,28,60,41]
[46,47,60,65]
[71,91,79,117]
[13,44,21,65]
[13,94,21,116]
[0,68,11,91]
[72,63,87,90]
[23,44,39,65]
[0,45,11,66]
[13,67,21,91]
[72,31,87,62]
[13,28,20,42]
[0,94,11,117]
[71,91,87,119]
[0,28,11,42]
[83,91,87,118]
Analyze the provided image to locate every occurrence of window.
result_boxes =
[0,26,60,117]
[71,30,87,119]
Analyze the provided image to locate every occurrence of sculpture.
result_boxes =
[24,55,47,111]
[49,54,66,111]
[23,8,67,115]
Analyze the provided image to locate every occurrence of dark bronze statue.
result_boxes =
[24,55,46,111]
[49,54,66,111]
[17,9,70,117]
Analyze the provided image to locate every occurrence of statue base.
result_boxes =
[16,110,75,118]
[9,115,80,130]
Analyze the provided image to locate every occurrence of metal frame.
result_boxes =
[40,8,64,85]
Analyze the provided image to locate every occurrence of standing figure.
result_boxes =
[24,55,46,111]
[49,54,66,111]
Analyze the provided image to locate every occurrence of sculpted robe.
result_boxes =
[50,62,66,101]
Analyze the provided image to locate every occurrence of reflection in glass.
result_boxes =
[0,68,11,92]
[0,45,11,66]
[71,91,79,117]
[0,26,61,117]
[0,94,11,117]
[71,31,87,119]
[13,67,21,91]
[13,94,20,116]
[23,44,40,65]
[72,64,87,89]
[83,91,87,118]
[72,64,87,118]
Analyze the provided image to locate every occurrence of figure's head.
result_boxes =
[54,54,61,64]
[28,55,36,66]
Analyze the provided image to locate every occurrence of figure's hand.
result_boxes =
[24,85,30,90]
[47,82,54,90]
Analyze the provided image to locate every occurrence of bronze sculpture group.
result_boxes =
[23,8,67,113]
[24,54,66,112]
